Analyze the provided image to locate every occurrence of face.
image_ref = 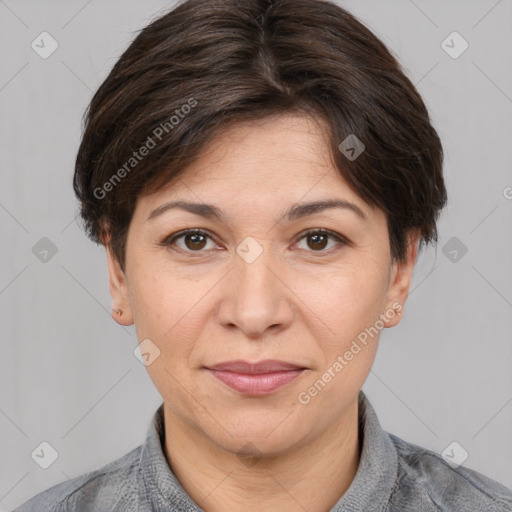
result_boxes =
[107,113,418,458]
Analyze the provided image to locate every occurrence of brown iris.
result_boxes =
[307,233,328,251]
[184,232,208,250]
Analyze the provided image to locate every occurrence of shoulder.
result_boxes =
[388,433,512,512]
[11,445,145,512]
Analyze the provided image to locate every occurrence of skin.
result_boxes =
[105,113,420,512]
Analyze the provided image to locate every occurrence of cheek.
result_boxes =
[291,266,388,422]
[297,266,389,402]
[128,255,188,325]
[128,264,213,361]
[129,271,204,399]
[297,259,390,337]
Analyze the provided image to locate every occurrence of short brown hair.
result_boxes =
[73,0,447,272]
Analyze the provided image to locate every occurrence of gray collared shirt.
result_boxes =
[12,391,512,511]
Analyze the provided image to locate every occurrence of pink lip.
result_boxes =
[205,359,306,395]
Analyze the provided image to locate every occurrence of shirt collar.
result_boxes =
[140,390,398,511]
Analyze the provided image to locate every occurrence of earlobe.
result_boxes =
[383,230,421,328]
[105,246,134,326]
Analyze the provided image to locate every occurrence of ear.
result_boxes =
[382,229,421,328]
[105,245,134,326]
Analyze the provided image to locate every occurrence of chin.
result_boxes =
[203,415,308,458]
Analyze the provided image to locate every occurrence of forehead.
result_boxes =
[148,113,359,202]
[189,114,331,177]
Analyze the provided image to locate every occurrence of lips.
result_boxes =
[206,359,305,374]
[205,359,306,395]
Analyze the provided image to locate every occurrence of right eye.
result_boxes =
[161,229,220,254]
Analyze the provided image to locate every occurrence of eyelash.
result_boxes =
[161,228,348,256]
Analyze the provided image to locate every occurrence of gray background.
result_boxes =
[1,0,511,509]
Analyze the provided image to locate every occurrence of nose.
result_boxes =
[216,240,294,339]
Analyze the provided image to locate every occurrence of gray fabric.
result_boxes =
[12,391,512,511]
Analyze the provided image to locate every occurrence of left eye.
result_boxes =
[295,229,346,253]
[162,229,346,254]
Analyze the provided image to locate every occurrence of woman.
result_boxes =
[14,0,512,510]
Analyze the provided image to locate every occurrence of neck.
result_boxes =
[162,398,361,512]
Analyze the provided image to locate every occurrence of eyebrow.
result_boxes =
[146,198,367,223]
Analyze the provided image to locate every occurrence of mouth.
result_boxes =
[204,359,307,396]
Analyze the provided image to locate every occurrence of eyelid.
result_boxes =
[161,229,219,253]
[294,228,349,253]
[161,227,349,254]
[297,228,348,243]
